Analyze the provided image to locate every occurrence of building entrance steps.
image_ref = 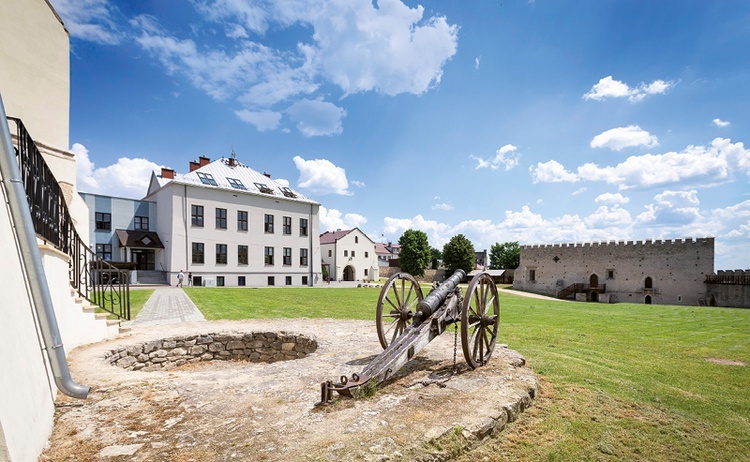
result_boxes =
[130,287,205,326]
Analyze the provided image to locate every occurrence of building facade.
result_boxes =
[144,155,322,287]
[320,228,379,282]
[513,237,715,306]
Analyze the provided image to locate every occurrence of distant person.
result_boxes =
[188,272,193,287]
[177,270,184,287]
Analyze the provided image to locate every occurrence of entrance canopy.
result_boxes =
[115,229,164,249]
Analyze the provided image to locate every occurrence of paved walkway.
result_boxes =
[131,286,205,326]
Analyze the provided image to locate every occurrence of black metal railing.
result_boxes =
[8,117,130,319]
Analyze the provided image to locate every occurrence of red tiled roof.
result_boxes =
[374,243,391,254]
[319,229,353,244]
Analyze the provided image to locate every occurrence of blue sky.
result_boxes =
[52,0,749,270]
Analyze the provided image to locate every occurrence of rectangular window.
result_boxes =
[134,216,149,230]
[286,276,292,286]
[302,276,308,285]
[193,276,202,286]
[529,269,536,282]
[328,249,332,257]
[238,245,248,265]
[255,183,274,194]
[365,269,369,277]
[192,242,204,263]
[300,248,308,266]
[264,214,274,233]
[216,244,227,264]
[365,251,369,258]
[216,208,227,229]
[283,247,292,265]
[237,210,248,231]
[238,276,246,286]
[344,250,348,257]
[280,187,297,198]
[197,171,218,186]
[264,246,274,265]
[283,216,292,234]
[300,218,308,236]
[352,251,356,257]
[227,177,247,190]
[191,205,204,227]
[607,269,615,279]
[95,212,111,231]
[216,276,225,287]
[95,244,112,260]
[268,276,275,286]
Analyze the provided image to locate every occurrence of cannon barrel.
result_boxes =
[413,269,466,324]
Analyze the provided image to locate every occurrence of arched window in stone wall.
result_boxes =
[645,295,652,304]
[644,276,653,289]
[589,273,598,288]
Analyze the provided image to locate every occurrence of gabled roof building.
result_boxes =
[320,228,379,282]
[144,154,322,287]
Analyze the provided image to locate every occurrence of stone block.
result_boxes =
[208,342,225,352]
[189,345,207,356]
[226,340,246,350]
[149,349,168,359]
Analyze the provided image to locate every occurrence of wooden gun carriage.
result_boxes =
[318,269,500,404]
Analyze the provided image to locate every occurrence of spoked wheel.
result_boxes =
[461,272,500,368]
[376,273,424,349]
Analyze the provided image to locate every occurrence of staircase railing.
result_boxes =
[7,116,130,320]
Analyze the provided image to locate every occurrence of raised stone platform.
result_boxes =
[45,319,538,461]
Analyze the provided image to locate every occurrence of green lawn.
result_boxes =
[182,286,750,461]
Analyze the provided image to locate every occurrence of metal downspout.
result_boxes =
[0,96,89,399]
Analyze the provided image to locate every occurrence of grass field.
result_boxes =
[182,286,750,461]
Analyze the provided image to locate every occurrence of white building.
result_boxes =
[375,242,394,267]
[320,228,379,282]
[144,154,322,287]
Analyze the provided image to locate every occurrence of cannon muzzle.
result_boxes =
[413,269,466,324]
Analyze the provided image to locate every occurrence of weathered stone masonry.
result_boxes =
[514,237,714,306]
[105,331,318,371]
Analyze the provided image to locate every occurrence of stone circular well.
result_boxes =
[104,331,318,372]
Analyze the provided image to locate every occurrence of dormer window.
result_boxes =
[197,172,218,186]
[227,177,247,190]
[280,187,297,198]
[254,183,274,194]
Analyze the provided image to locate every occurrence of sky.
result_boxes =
[51,0,750,270]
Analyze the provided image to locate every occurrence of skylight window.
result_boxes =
[197,172,218,186]
[280,187,297,198]
[254,182,274,194]
[227,177,247,190]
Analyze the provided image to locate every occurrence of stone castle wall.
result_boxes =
[514,237,715,306]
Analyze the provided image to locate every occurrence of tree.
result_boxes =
[430,247,442,269]
[442,234,476,275]
[397,229,431,277]
[489,241,520,269]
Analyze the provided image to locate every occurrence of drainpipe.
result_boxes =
[309,203,313,286]
[0,96,89,398]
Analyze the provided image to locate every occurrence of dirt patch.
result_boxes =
[705,357,747,366]
[41,319,537,461]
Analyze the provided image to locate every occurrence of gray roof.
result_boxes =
[153,157,318,205]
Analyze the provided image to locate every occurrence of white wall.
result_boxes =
[0,188,56,462]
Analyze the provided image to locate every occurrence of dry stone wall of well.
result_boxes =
[105,332,318,372]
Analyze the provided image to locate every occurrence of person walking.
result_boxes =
[177,270,184,287]
[187,272,193,287]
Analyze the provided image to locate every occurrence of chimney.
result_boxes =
[189,161,200,172]
[161,167,175,179]
[199,155,211,167]
[263,172,271,178]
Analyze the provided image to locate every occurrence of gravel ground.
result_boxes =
[42,318,538,461]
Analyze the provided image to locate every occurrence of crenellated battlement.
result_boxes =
[520,237,714,250]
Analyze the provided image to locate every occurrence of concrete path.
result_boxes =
[131,286,205,325]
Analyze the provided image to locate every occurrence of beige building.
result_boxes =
[513,237,715,306]
[320,228,379,282]
[144,155,322,287]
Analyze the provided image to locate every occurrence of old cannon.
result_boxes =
[318,269,499,404]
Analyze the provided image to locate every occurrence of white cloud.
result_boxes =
[286,98,346,137]
[583,76,675,103]
[595,192,630,204]
[585,205,632,228]
[351,180,365,188]
[472,144,520,171]
[235,109,282,131]
[572,187,587,196]
[636,190,701,226]
[432,202,454,211]
[52,0,123,44]
[530,160,578,183]
[713,118,730,127]
[292,156,351,195]
[319,206,367,232]
[533,138,750,190]
[590,125,659,151]
[72,143,162,199]
[475,56,481,70]
[225,23,249,39]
